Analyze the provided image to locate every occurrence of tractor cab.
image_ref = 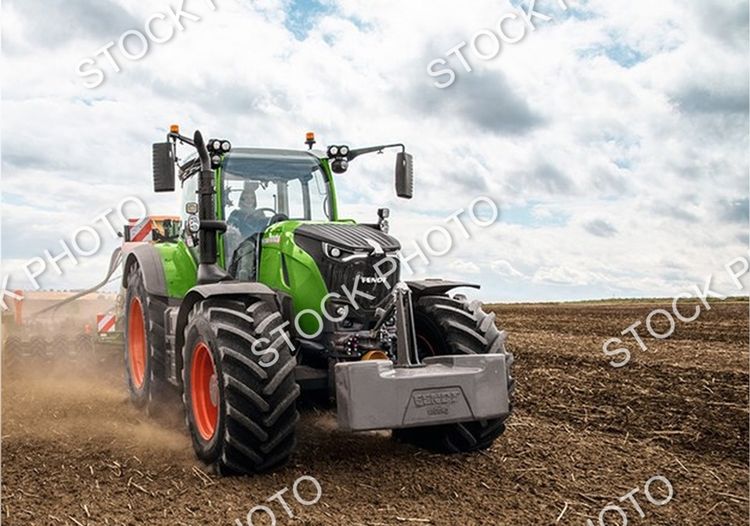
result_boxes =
[220,148,332,279]
[177,147,333,280]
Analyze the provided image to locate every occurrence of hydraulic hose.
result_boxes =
[32,247,123,317]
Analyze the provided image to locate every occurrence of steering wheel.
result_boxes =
[254,208,290,228]
[255,207,277,218]
[267,212,289,226]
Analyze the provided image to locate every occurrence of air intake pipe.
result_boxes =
[193,130,230,284]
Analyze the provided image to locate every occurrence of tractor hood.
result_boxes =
[293,223,401,312]
[294,223,400,254]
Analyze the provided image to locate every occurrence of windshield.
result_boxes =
[222,148,330,226]
[220,148,330,268]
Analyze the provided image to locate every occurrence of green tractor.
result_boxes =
[121,126,514,474]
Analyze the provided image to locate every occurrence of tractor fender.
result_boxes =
[121,243,168,297]
[173,282,280,377]
[406,279,479,298]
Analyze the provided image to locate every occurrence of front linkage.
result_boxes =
[336,280,513,444]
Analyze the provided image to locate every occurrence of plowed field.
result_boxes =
[2,299,747,525]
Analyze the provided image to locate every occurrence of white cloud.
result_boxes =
[532,266,605,286]
[448,259,481,275]
[491,260,525,279]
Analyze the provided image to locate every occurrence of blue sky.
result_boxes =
[285,0,334,39]
[1,0,748,302]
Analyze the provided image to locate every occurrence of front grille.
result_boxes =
[318,256,400,311]
[293,223,401,312]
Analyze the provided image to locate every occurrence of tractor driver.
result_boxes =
[226,181,272,280]
[227,182,271,238]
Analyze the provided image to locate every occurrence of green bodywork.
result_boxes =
[154,241,198,298]
[152,152,343,335]
[257,218,354,335]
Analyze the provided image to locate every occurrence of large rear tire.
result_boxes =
[124,263,169,410]
[393,294,514,453]
[182,298,300,475]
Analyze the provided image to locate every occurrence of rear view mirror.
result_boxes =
[395,152,413,199]
[152,142,175,192]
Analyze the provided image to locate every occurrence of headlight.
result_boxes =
[212,140,221,151]
[332,159,348,173]
[221,140,231,152]
[324,243,345,258]
[340,145,349,156]
[187,215,200,233]
[329,145,339,157]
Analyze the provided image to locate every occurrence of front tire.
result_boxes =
[393,294,514,453]
[182,298,300,475]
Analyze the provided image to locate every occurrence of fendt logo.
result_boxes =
[412,390,461,417]
[413,390,460,407]
[404,387,469,422]
[359,275,386,285]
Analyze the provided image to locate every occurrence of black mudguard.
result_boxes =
[122,244,168,297]
[406,279,479,298]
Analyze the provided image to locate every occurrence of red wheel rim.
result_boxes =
[128,298,147,389]
[191,342,218,441]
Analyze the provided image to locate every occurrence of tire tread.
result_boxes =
[182,298,299,475]
[393,293,514,453]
